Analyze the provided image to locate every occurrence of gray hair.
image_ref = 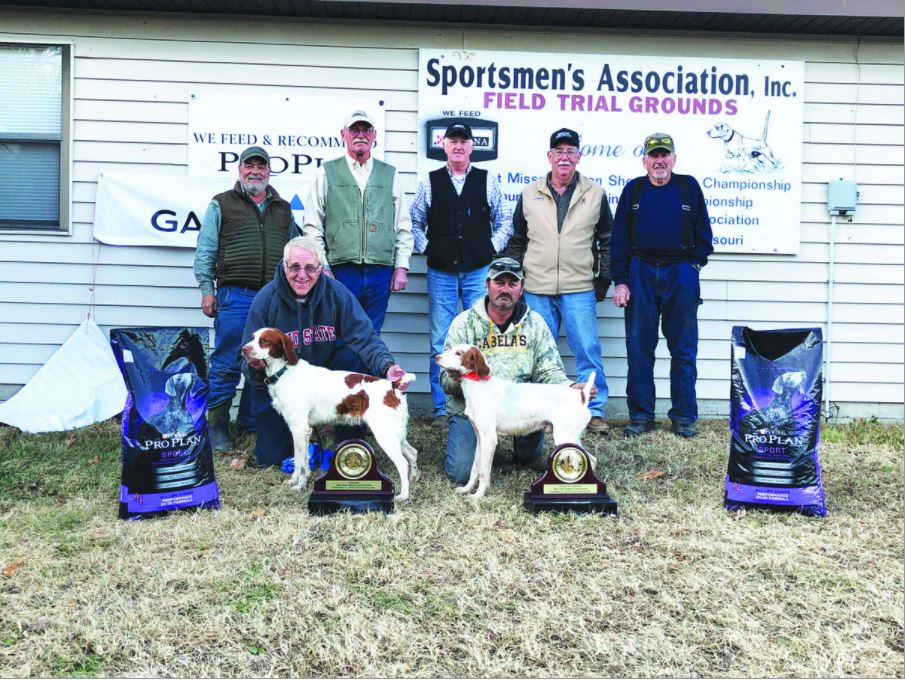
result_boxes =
[283,236,325,265]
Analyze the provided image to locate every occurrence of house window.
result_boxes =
[0,43,70,232]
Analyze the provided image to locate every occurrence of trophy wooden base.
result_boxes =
[306,439,395,515]
[523,443,618,515]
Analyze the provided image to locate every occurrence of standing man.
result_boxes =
[194,145,294,452]
[410,121,512,428]
[303,109,414,336]
[611,132,714,439]
[439,257,594,484]
[502,128,611,433]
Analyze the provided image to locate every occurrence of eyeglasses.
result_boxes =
[285,263,323,277]
[645,136,673,149]
[550,148,580,159]
[347,125,375,135]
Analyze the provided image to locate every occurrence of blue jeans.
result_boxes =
[524,290,608,418]
[210,286,255,429]
[251,350,365,467]
[445,415,545,484]
[624,258,701,425]
[427,265,489,416]
[331,264,393,334]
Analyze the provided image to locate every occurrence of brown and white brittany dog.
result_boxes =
[435,343,596,499]
[242,327,419,501]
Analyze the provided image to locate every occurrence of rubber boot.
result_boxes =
[207,403,234,453]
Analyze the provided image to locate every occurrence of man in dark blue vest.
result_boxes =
[611,132,714,439]
[194,146,295,452]
[410,121,512,428]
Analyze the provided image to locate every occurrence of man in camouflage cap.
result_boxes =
[438,256,596,484]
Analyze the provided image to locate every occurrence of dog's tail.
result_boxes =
[581,371,596,406]
[392,373,417,393]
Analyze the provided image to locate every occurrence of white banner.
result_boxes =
[93,173,304,248]
[187,92,386,181]
[418,50,804,254]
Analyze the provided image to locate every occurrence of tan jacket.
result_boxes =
[520,174,608,295]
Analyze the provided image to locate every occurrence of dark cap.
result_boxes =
[444,122,473,140]
[487,257,524,281]
[239,146,270,164]
[550,128,580,149]
[643,132,675,154]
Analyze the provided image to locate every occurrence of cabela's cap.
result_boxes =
[487,257,524,281]
[643,132,675,154]
[239,146,270,164]
[343,109,375,129]
[550,128,580,148]
[444,122,473,139]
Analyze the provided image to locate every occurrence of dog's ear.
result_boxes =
[771,375,784,395]
[279,330,298,366]
[463,347,490,378]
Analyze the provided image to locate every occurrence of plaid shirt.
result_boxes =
[410,164,512,255]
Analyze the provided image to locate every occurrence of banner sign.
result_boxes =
[418,49,804,254]
[187,92,386,181]
[94,173,303,248]
[95,93,386,247]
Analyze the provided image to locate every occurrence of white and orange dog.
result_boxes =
[436,343,596,499]
[242,328,419,501]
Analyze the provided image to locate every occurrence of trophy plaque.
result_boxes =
[524,443,617,515]
[307,439,395,515]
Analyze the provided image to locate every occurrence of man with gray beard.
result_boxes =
[194,145,296,452]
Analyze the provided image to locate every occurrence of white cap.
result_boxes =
[343,109,375,129]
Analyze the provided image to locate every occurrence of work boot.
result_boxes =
[671,421,698,439]
[624,420,656,438]
[207,403,234,453]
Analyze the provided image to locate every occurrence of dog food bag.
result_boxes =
[110,327,220,520]
[725,326,827,517]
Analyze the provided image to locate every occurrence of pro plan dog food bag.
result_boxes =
[725,326,827,517]
[110,327,220,520]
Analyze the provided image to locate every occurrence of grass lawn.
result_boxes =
[1,417,902,677]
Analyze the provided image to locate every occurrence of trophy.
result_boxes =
[307,439,395,515]
[523,443,617,515]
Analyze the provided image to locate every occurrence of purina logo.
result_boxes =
[425,117,499,162]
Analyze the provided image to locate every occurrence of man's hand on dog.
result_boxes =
[571,382,599,398]
[386,363,411,391]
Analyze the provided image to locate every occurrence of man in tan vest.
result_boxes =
[502,128,612,432]
[303,109,413,337]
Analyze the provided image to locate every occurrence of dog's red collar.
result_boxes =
[461,371,490,382]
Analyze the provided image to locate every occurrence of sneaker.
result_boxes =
[624,421,656,438]
[430,415,448,429]
[586,416,609,433]
[671,421,698,438]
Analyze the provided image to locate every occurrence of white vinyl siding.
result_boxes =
[0,10,901,420]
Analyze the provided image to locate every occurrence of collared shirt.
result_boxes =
[409,164,512,254]
[193,187,296,296]
[547,173,579,233]
[303,154,414,270]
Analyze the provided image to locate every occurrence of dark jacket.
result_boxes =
[214,183,292,290]
[241,264,396,389]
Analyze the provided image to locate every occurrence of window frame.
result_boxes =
[0,40,72,235]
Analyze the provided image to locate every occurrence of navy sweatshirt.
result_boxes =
[241,264,395,389]
[610,173,713,285]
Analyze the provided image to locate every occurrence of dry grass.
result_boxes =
[0,418,902,678]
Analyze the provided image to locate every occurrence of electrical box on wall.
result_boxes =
[827,180,858,216]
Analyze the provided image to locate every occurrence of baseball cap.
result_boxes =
[343,109,375,129]
[239,146,270,164]
[487,257,524,281]
[643,133,675,154]
[550,128,580,149]
[444,122,473,140]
